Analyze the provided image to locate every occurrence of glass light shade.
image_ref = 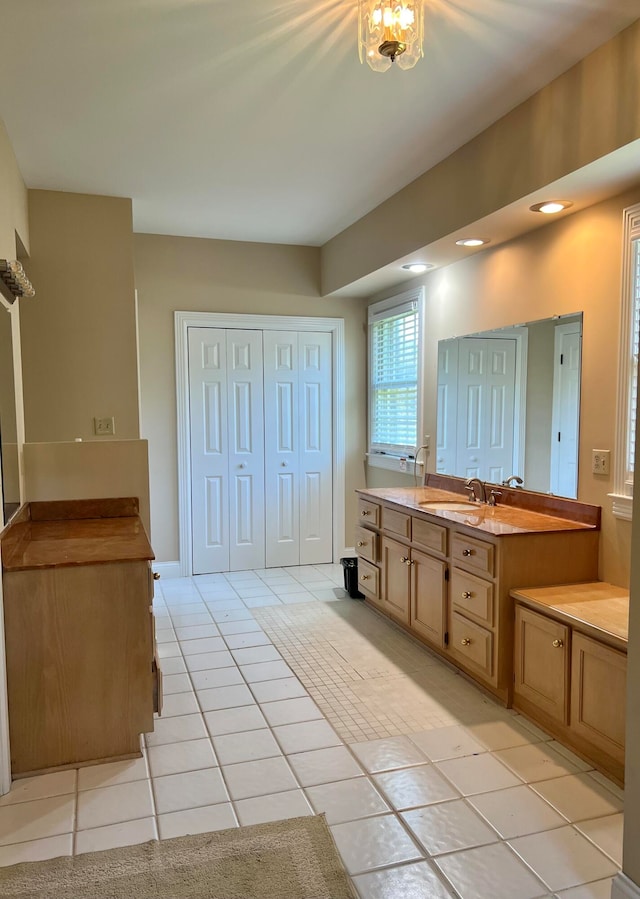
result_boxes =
[359,1,425,72]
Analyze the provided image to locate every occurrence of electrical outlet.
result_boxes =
[94,416,115,436]
[592,449,610,475]
[399,457,407,472]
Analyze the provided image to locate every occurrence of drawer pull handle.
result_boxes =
[461,638,471,646]
[357,540,366,547]
[361,510,370,516]
[462,591,472,599]
[400,555,409,563]
[552,639,564,648]
[153,572,161,580]
[406,559,415,566]
[360,574,369,581]
[462,549,474,557]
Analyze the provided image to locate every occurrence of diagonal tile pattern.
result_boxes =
[0,563,624,899]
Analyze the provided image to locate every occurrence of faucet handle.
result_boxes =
[488,489,502,506]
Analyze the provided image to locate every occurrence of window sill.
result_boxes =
[609,493,633,521]
[366,453,424,473]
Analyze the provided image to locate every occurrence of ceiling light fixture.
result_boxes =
[456,238,490,248]
[359,1,425,72]
[402,263,432,273]
[529,200,573,214]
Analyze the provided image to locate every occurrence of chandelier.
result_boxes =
[358,1,425,72]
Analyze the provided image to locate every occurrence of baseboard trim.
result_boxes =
[152,561,182,580]
[612,873,640,899]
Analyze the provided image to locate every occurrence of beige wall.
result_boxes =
[0,119,29,260]
[23,440,151,536]
[322,20,640,294]
[20,191,140,443]
[134,234,368,562]
[368,185,640,587]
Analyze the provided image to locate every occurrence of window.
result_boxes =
[611,204,640,520]
[368,288,424,466]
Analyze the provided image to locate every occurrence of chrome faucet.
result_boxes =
[502,475,524,488]
[465,477,486,503]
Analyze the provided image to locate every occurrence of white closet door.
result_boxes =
[189,328,229,574]
[456,338,516,482]
[264,331,300,568]
[226,330,265,571]
[299,332,333,565]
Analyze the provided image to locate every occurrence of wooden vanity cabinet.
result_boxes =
[1,499,161,777]
[513,589,627,784]
[355,488,599,706]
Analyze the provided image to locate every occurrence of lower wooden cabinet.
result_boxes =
[514,605,570,724]
[571,633,626,767]
[381,536,411,624]
[410,548,446,648]
[514,601,626,783]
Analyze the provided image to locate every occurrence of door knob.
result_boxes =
[281,461,288,467]
[400,556,409,563]
[360,574,369,581]
[357,540,366,547]
[552,639,564,648]
[239,462,246,469]
[462,591,472,599]
[462,549,473,557]
[361,510,370,517]
[153,572,161,581]
[461,638,471,646]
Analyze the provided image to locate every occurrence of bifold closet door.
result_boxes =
[189,328,265,574]
[263,331,333,568]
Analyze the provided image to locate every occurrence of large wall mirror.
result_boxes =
[436,313,582,499]
[0,304,20,525]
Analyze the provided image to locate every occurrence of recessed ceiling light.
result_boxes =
[402,263,433,273]
[456,238,489,248]
[529,200,573,214]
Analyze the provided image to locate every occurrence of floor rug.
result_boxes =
[0,815,357,899]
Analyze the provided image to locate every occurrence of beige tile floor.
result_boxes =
[0,563,624,899]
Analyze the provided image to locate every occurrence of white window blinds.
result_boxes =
[628,238,640,480]
[369,294,422,454]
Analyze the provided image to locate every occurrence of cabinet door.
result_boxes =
[381,536,410,625]
[514,605,570,724]
[411,549,446,647]
[571,633,626,765]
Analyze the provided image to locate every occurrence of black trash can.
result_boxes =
[340,557,365,599]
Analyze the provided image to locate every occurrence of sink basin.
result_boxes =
[418,500,479,511]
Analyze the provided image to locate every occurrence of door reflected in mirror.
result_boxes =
[0,306,20,525]
[436,314,582,499]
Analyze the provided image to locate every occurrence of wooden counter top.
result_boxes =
[510,582,629,650]
[356,487,598,537]
[1,498,154,571]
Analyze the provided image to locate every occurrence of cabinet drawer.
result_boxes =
[358,558,380,601]
[358,498,380,528]
[450,612,493,678]
[412,517,447,555]
[451,533,495,576]
[451,569,494,627]
[571,633,626,764]
[382,507,411,539]
[355,526,378,563]
[514,605,569,724]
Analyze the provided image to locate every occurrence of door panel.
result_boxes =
[456,338,516,483]
[550,325,581,498]
[299,332,333,565]
[264,331,300,567]
[226,330,265,571]
[411,549,446,647]
[189,328,230,574]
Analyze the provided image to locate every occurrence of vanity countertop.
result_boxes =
[356,486,599,537]
[1,498,154,571]
[510,582,629,650]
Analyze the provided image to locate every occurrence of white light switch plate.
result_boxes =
[592,449,610,475]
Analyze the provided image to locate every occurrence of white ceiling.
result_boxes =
[0,1,638,247]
